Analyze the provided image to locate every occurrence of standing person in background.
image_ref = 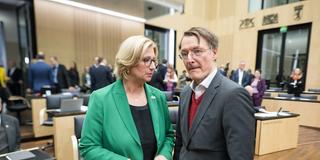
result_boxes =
[89,57,113,92]
[218,64,226,76]
[164,64,178,91]
[7,61,23,96]
[80,35,174,160]
[174,27,255,160]
[27,53,53,94]
[250,69,266,106]
[157,59,168,80]
[81,66,91,93]
[287,68,304,97]
[68,62,80,87]
[231,61,251,87]
[49,56,71,92]
[247,69,255,83]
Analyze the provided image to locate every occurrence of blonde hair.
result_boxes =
[114,35,158,80]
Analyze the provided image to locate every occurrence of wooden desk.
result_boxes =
[52,111,86,160]
[262,97,320,128]
[255,115,299,155]
[31,98,54,138]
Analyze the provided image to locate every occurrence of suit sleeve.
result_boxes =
[62,65,71,87]
[79,92,129,160]
[222,87,255,160]
[173,106,182,160]
[14,117,21,151]
[157,93,175,160]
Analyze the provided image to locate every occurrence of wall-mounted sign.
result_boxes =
[262,14,278,25]
[239,18,255,29]
[294,5,303,21]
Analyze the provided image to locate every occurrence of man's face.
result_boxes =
[180,36,216,85]
[239,62,245,70]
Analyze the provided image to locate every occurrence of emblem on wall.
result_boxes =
[294,5,303,21]
[262,14,278,25]
[239,18,255,29]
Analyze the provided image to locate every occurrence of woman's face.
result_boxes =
[254,70,261,78]
[129,46,157,83]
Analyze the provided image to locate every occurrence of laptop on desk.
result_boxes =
[59,98,83,112]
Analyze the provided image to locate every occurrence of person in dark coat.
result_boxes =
[7,61,23,96]
[89,58,113,92]
[49,56,71,92]
[68,62,80,87]
[250,69,267,106]
[231,61,251,87]
[287,68,304,97]
[0,98,20,154]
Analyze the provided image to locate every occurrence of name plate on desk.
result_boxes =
[5,150,35,160]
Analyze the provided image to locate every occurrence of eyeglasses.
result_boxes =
[142,57,158,68]
[179,47,212,60]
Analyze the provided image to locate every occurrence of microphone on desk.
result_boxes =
[277,107,283,116]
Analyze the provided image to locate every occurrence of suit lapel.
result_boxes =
[144,85,160,145]
[113,80,141,145]
[187,73,222,141]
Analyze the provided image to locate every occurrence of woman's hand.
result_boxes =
[154,155,167,160]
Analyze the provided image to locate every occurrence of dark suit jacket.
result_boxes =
[7,67,23,95]
[1,113,20,152]
[28,61,53,92]
[231,69,251,87]
[89,65,113,92]
[55,64,71,90]
[287,77,304,97]
[174,73,255,160]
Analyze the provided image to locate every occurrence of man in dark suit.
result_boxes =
[28,53,53,93]
[89,57,113,92]
[173,27,255,160]
[7,61,23,96]
[231,61,251,87]
[157,59,167,80]
[49,56,71,92]
[0,98,20,154]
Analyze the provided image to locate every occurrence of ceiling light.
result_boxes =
[47,0,146,23]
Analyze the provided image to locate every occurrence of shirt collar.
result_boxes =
[190,67,218,91]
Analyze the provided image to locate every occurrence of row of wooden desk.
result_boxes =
[29,95,315,159]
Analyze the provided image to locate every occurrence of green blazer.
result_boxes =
[79,80,174,160]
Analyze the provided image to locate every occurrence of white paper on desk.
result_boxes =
[255,112,291,118]
[81,106,88,112]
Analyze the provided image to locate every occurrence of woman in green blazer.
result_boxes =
[79,36,174,160]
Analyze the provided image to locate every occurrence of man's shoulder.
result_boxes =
[2,114,19,124]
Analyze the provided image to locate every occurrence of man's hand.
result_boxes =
[154,155,167,160]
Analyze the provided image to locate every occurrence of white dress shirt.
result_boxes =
[190,68,217,99]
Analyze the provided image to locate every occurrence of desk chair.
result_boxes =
[71,115,85,160]
[6,96,31,124]
[163,91,180,102]
[79,94,90,106]
[41,94,73,126]
[168,107,179,131]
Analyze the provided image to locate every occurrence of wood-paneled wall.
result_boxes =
[34,0,144,75]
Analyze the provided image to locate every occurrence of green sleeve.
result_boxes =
[79,92,129,160]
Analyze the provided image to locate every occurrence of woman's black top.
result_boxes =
[130,104,157,160]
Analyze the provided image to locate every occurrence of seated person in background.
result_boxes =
[287,68,304,97]
[0,98,20,154]
[164,64,178,91]
[178,70,190,88]
[250,69,266,106]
